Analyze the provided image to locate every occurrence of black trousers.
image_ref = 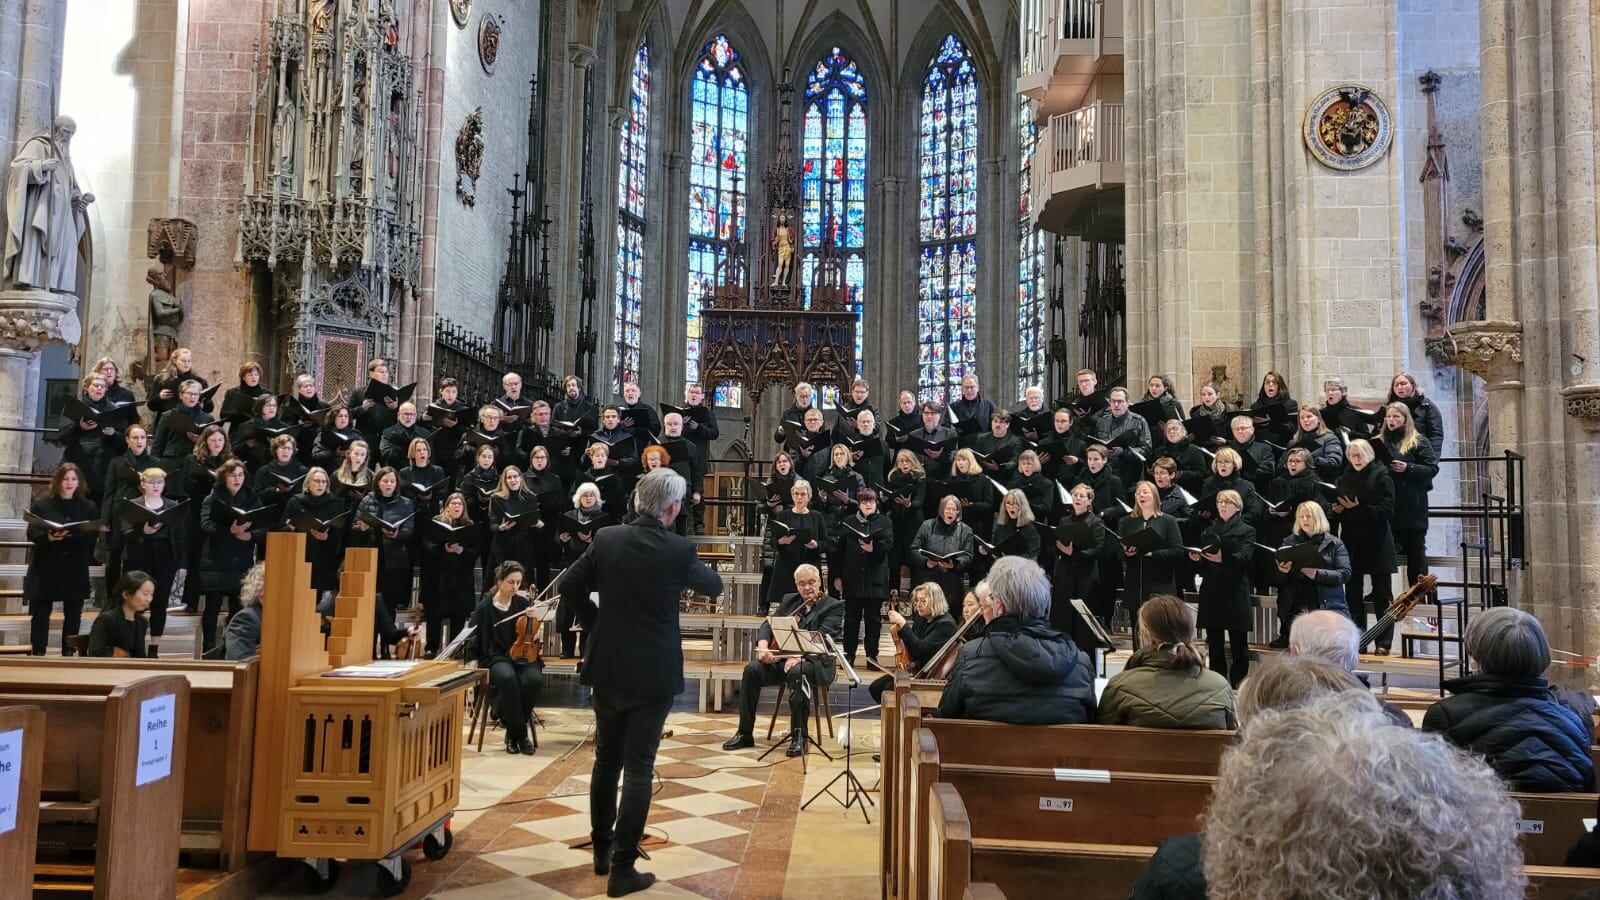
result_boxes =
[842,593,885,662]
[104,546,124,608]
[868,673,895,704]
[201,591,242,653]
[30,592,84,655]
[1394,527,1429,586]
[737,657,836,736]
[424,616,466,656]
[589,691,673,866]
[1207,628,1251,687]
[555,592,589,658]
[487,659,543,741]
[1348,555,1395,648]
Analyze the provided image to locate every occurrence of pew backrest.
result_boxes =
[0,706,43,900]
[1514,792,1600,867]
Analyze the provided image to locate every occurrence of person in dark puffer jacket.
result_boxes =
[935,556,1096,725]
[1422,606,1594,793]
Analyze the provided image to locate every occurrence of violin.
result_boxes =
[887,590,913,671]
[495,570,564,664]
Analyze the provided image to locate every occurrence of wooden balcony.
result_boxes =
[1017,0,1124,118]
[1032,101,1126,239]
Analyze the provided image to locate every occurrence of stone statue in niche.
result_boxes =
[274,95,298,175]
[3,115,94,296]
[455,108,484,207]
[146,265,184,367]
[1210,363,1243,408]
[770,212,795,287]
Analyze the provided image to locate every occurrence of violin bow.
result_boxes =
[492,569,565,627]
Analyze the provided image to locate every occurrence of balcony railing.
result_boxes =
[1032,101,1126,234]
[1022,0,1108,78]
[1050,101,1124,172]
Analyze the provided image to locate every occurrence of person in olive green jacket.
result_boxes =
[1098,595,1237,730]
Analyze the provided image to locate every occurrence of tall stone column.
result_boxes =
[651,150,688,397]
[1475,0,1600,679]
[551,42,596,387]
[872,174,905,390]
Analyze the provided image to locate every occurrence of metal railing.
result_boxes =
[1021,0,1103,77]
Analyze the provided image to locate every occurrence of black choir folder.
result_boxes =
[24,510,104,534]
[1257,541,1328,569]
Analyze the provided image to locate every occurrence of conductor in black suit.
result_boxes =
[560,467,724,896]
[722,563,846,757]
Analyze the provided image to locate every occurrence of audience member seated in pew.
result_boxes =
[934,557,1096,725]
[1206,692,1526,898]
[223,562,265,660]
[1422,606,1595,793]
[86,570,152,657]
[1130,655,1387,900]
[1096,595,1235,730]
[1289,609,1412,727]
[868,582,956,702]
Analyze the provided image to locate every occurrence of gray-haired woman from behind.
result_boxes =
[1422,606,1594,793]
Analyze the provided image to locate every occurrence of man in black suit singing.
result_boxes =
[722,563,845,757]
[561,467,724,896]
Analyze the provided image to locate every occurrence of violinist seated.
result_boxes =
[87,570,154,658]
[934,557,1098,725]
[867,583,956,703]
[722,564,844,757]
[467,560,545,756]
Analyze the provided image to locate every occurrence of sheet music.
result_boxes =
[437,623,478,660]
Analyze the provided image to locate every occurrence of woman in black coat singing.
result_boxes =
[1052,483,1108,648]
[883,450,927,583]
[1381,402,1439,587]
[100,422,155,592]
[868,582,957,701]
[354,467,417,617]
[423,491,479,656]
[1118,481,1184,643]
[58,372,119,501]
[282,467,348,599]
[118,466,185,657]
[467,561,544,755]
[765,479,827,607]
[199,459,263,654]
[910,494,975,604]
[254,434,310,523]
[1189,489,1255,686]
[179,425,232,614]
[831,488,895,665]
[26,463,100,655]
[489,465,541,584]
[1334,439,1399,654]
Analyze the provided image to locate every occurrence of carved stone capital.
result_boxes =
[0,289,81,353]
[1444,319,1523,383]
[1561,384,1600,431]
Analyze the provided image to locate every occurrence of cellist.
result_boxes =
[867,582,956,702]
[467,560,544,755]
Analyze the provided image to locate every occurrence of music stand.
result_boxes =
[801,634,874,823]
[756,618,836,770]
[1070,597,1118,678]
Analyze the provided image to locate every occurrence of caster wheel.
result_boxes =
[302,858,340,894]
[423,828,453,861]
[376,857,412,897]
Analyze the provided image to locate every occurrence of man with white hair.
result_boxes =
[934,556,1096,724]
[724,563,844,757]
[1289,610,1411,727]
[559,468,724,895]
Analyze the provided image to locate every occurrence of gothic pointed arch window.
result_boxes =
[612,42,650,394]
[1017,96,1046,399]
[917,34,979,403]
[685,33,749,406]
[800,46,868,406]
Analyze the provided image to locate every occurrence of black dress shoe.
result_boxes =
[607,865,656,897]
[722,733,755,751]
[592,839,612,875]
[786,730,807,758]
[519,737,537,755]
[504,736,520,755]
[1268,635,1290,650]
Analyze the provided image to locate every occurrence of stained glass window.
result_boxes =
[917,34,979,403]
[612,43,649,394]
[799,47,868,408]
[685,34,748,407]
[1017,96,1046,400]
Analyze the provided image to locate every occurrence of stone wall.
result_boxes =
[435,1,541,340]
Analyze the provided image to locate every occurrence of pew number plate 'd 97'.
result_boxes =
[1039,797,1075,812]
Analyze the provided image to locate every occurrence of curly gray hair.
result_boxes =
[240,561,266,608]
[1202,692,1526,899]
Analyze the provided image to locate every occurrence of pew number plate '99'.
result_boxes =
[1040,797,1075,812]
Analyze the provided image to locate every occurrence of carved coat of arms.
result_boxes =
[1303,84,1392,171]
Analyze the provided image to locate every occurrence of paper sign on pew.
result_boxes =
[0,727,20,833]
[137,693,177,787]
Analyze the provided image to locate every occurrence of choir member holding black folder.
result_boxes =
[488,466,542,589]
[349,358,408,446]
[524,446,566,584]
[57,373,121,499]
[218,361,269,430]
[1092,387,1153,486]
[1052,484,1108,648]
[423,492,479,656]
[1066,369,1110,436]
[578,443,628,516]
[832,488,894,665]
[282,467,349,598]
[254,434,309,523]
[911,494,975,603]
[423,378,472,475]
[233,394,291,472]
[553,375,600,439]
[1381,401,1439,587]
[885,390,921,453]
[840,408,886,488]
[1189,489,1255,685]
[1333,439,1399,654]
[353,467,417,618]
[457,405,513,472]
[615,381,660,459]
[379,402,432,470]
[119,466,186,656]
[1388,372,1445,456]
[970,410,1023,480]
[668,383,719,531]
[148,348,212,417]
[1032,407,1086,487]
[1009,385,1053,442]
[1118,482,1184,644]
[1249,371,1300,447]
[830,378,878,442]
[1286,406,1345,482]
[946,375,996,448]
[909,401,958,483]
[199,459,268,654]
[457,442,502,591]
[1267,502,1353,646]
[101,423,155,591]
[26,463,101,655]
[152,380,214,471]
[1189,381,1232,437]
[280,374,329,464]
[765,479,826,606]
[881,450,925,580]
